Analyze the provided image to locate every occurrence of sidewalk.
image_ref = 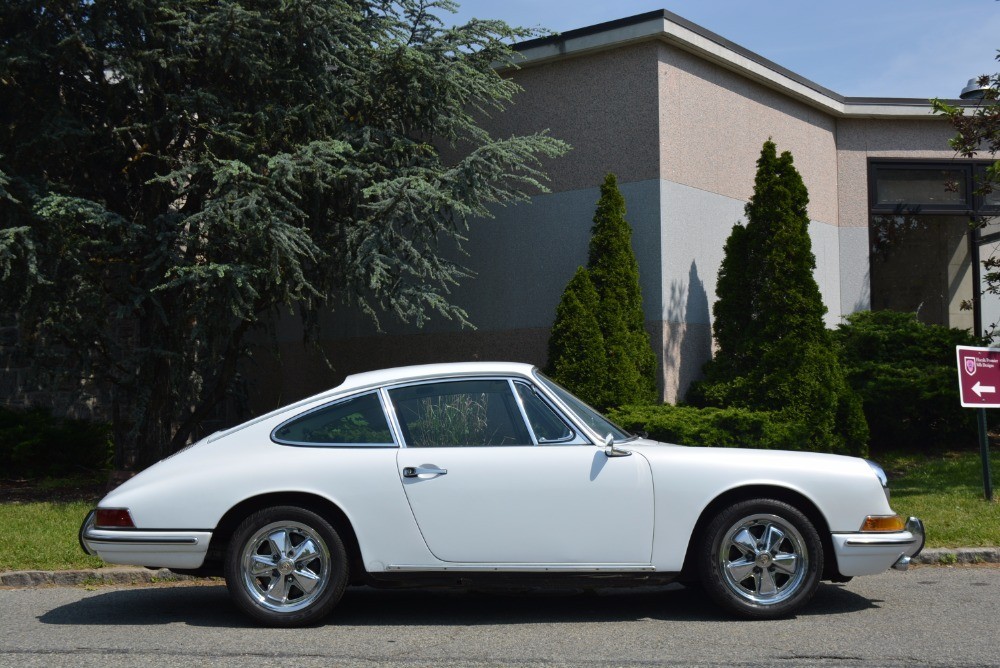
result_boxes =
[2,548,997,588]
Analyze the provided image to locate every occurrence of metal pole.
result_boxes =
[977,407,993,502]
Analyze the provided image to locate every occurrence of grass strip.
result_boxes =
[876,450,1000,548]
[0,501,104,572]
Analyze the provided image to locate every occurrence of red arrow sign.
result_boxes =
[957,346,1000,408]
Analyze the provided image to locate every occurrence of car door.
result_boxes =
[389,377,654,565]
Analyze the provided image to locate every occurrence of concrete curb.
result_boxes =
[2,549,998,588]
[912,547,1000,565]
[0,567,195,588]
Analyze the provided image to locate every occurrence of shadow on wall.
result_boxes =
[664,261,712,403]
[854,267,871,315]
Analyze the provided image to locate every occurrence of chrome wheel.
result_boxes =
[718,513,807,605]
[240,521,331,613]
[699,499,822,618]
[226,506,348,626]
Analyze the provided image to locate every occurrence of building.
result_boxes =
[254,9,997,410]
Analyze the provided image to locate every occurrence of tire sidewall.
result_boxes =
[225,505,348,627]
[699,498,823,619]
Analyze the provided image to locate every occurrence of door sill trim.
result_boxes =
[386,563,655,572]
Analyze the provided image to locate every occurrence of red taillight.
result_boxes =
[94,508,135,528]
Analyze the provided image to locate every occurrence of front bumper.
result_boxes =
[79,510,212,570]
[831,517,925,577]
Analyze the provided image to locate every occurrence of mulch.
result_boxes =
[0,478,106,504]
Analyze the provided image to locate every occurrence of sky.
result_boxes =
[445,0,1000,99]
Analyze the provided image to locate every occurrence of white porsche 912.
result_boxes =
[80,362,924,626]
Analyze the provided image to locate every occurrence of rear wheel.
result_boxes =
[699,499,822,619]
[224,506,348,627]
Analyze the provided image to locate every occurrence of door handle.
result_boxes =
[402,466,448,478]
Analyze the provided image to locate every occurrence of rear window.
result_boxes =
[272,392,394,446]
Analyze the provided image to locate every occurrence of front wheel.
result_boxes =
[225,506,348,627]
[698,499,823,619]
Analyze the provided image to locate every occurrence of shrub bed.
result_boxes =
[0,406,111,478]
[609,404,813,451]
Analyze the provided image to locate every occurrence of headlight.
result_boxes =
[866,459,890,504]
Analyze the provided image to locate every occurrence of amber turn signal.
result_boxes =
[860,514,906,532]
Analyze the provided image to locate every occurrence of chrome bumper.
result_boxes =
[832,516,925,577]
[79,509,212,569]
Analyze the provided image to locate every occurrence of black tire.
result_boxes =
[698,498,823,619]
[224,505,348,627]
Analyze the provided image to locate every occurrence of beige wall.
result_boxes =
[501,42,662,193]
[658,43,839,226]
[836,118,969,228]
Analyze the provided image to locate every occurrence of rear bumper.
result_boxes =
[831,517,925,577]
[79,510,212,570]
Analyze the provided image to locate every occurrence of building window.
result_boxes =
[868,161,998,332]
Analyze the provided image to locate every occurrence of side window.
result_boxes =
[514,382,574,443]
[388,379,532,447]
[273,393,394,445]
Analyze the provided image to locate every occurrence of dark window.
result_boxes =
[873,167,968,210]
[389,379,531,447]
[869,214,973,329]
[273,393,393,445]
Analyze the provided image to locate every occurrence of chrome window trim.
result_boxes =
[530,370,633,444]
[384,376,535,449]
[511,380,582,445]
[508,378,540,445]
[270,390,398,448]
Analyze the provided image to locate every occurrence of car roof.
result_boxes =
[338,361,538,393]
[206,361,539,443]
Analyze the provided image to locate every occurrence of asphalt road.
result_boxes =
[1,566,997,668]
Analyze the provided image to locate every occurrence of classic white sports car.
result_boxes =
[80,362,924,626]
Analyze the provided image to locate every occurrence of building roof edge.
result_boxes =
[511,9,972,119]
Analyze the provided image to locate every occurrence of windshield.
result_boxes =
[534,372,633,442]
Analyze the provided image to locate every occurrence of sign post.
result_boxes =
[956,346,997,501]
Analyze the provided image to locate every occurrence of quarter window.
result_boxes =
[388,379,532,447]
[514,382,574,443]
[273,393,393,445]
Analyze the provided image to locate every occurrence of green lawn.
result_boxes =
[0,501,104,572]
[876,450,1000,548]
[0,451,997,573]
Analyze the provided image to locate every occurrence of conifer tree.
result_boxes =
[546,174,657,408]
[690,141,868,455]
[0,0,569,469]
[547,267,607,407]
[588,174,658,407]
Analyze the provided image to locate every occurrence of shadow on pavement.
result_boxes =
[38,580,879,628]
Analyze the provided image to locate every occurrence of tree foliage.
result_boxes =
[547,174,656,409]
[0,0,569,468]
[933,54,1000,334]
[688,141,868,456]
[932,60,1000,198]
[547,266,607,407]
[587,174,657,407]
[834,310,984,453]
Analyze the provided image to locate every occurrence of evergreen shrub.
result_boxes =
[547,174,657,409]
[834,310,983,452]
[0,407,111,478]
[547,267,608,408]
[608,404,810,451]
[688,141,868,456]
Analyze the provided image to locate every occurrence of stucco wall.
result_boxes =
[496,42,662,193]
[835,118,963,228]
[658,43,839,226]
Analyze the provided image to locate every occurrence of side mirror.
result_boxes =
[604,433,631,458]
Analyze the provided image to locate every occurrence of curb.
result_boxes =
[912,547,1000,566]
[0,567,195,588]
[2,549,998,588]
